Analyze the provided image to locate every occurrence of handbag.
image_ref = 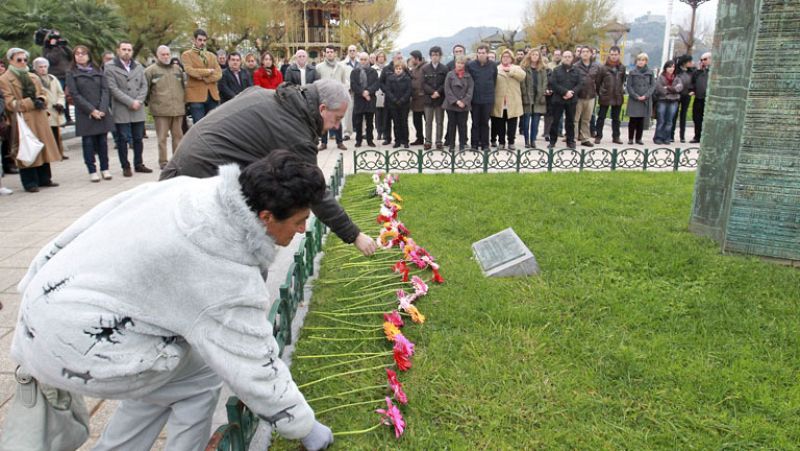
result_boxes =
[0,366,90,451]
[15,112,44,166]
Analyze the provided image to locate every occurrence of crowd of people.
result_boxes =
[0,30,711,196]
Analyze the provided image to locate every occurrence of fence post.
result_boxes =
[547,148,554,172]
[418,149,423,173]
[352,150,358,174]
[673,148,681,171]
[483,149,489,173]
[385,150,390,173]
[579,149,585,171]
[611,148,617,171]
[643,148,649,171]
[451,149,456,173]
[516,149,521,173]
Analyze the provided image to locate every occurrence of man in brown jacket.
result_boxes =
[181,29,222,124]
[574,46,598,147]
[146,45,186,169]
[594,46,626,144]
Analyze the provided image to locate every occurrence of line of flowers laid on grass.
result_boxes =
[297,172,444,439]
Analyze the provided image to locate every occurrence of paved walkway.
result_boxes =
[0,120,693,448]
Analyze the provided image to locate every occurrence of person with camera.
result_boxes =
[32,57,67,161]
[41,30,74,126]
[0,48,61,192]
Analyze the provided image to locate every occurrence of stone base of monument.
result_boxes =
[472,228,540,277]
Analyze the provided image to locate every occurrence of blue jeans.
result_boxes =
[115,122,145,169]
[188,94,219,124]
[520,112,543,144]
[82,134,110,173]
[321,123,342,144]
[655,101,678,142]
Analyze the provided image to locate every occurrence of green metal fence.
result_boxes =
[209,153,345,451]
[353,146,701,173]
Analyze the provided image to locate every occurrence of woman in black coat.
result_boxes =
[65,45,115,182]
[383,63,412,148]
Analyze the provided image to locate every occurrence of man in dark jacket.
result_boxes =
[218,52,253,103]
[594,46,626,144]
[690,52,711,143]
[350,52,379,147]
[160,79,377,256]
[574,46,598,147]
[467,45,498,150]
[42,30,73,125]
[284,50,320,87]
[421,46,449,150]
[548,50,581,149]
[409,50,426,145]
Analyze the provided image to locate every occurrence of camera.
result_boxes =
[35,28,68,47]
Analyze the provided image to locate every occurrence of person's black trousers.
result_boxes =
[470,103,492,149]
[596,104,622,140]
[389,106,410,145]
[692,97,705,141]
[353,112,374,145]
[491,112,519,146]
[446,110,468,149]
[19,163,53,190]
[412,111,424,142]
[549,102,576,147]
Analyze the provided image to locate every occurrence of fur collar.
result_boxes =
[183,164,278,271]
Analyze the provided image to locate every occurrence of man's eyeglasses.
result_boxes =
[75,52,88,56]
[701,57,709,61]
[15,57,28,63]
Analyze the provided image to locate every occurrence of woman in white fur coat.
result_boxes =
[8,151,334,450]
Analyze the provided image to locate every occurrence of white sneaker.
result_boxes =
[101,170,113,180]
[90,172,101,183]
[0,186,13,195]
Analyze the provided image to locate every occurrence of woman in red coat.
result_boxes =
[253,52,283,90]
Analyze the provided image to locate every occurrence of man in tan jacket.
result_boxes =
[146,45,185,169]
[180,29,222,124]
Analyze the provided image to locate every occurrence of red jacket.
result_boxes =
[253,67,283,90]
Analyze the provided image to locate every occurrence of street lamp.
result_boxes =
[678,0,712,56]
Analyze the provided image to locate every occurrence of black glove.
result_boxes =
[33,98,46,110]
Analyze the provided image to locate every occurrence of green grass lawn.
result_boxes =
[272,172,799,449]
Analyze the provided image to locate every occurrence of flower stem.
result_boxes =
[332,301,394,313]
[332,422,384,436]
[303,326,383,333]
[306,335,385,341]
[310,354,391,373]
[315,399,386,416]
[298,363,392,389]
[306,384,386,403]
[312,311,390,317]
[310,315,375,328]
[295,351,389,360]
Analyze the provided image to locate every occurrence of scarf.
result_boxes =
[191,44,207,65]
[37,73,51,90]
[455,68,465,79]
[664,71,675,85]
[77,64,94,73]
[10,65,36,99]
[359,66,367,88]
[325,59,337,69]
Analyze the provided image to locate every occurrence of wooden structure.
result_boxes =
[281,0,372,60]
[689,0,800,264]
[599,21,630,62]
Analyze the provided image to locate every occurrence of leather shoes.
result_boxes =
[613,138,624,144]
[135,165,153,173]
[367,141,375,147]
[410,139,424,146]
[318,143,328,151]
[381,140,391,146]
[337,143,347,151]
[582,141,594,147]
[594,137,601,144]
[40,182,59,188]
[24,186,40,193]
[423,143,432,150]
[123,167,133,177]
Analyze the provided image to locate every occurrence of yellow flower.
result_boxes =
[407,306,426,324]
[383,322,401,341]
[392,192,403,202]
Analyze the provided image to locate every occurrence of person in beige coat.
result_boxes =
[181,29,222,123]
[146,45,186,169]
[490,49,526,150]
[0,48,61,193]
[32,57,67,160]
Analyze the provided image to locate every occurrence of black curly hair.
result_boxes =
[239,150,326,220]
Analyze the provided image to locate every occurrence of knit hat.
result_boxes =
[410,50,423,61]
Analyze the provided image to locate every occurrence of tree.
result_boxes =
[674,16,714,57]
[190,0,297,54]
[0,0,124,63]
[102,0,192,59]
[340,0,402,54]
[677,0,713,56]
[523,0,618,51]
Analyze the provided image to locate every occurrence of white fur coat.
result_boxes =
[11,165,315,440]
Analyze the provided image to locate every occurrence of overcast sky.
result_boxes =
[395,0,719,48]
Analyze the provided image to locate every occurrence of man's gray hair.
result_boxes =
[316,78,350,110]
[157,45,171,54]
[6,48,29,61]
[32,57,49,69]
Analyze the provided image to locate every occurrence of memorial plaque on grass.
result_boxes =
[472,228,540,277]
